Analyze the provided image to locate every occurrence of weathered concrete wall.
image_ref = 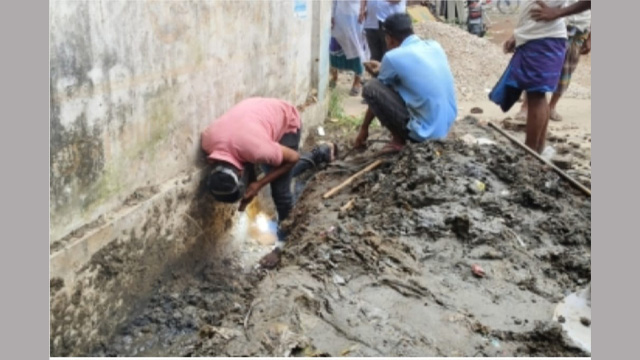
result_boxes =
[50,0,330,244]
[50,0,331,356]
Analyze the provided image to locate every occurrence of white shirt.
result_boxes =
[514,0,568,47]
[377,0,406,22]
[364,0,406,29]
[566,0,591,32]
[364,0,381,29]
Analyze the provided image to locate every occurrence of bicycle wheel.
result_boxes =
[497,0,520,15]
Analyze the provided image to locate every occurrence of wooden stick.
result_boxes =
[340,198,355,212]
[323,160,384,199]
[488,122,591,197]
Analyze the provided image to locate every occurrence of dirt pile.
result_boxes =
[91,117,590,357]
[414,21,591,102]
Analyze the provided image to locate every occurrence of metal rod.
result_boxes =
[488,122,591,197]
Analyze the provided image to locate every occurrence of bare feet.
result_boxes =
[515,108,527,121]
[259,248,282,269]
[550,109,563,122]
[379,142,405,154]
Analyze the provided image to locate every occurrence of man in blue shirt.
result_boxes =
[355,13,458,153]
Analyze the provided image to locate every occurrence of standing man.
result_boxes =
[201,98,337,269]
[514,0,591,122]
[355,13,457,153]
[364,0,408,62]
[489,1,570,154]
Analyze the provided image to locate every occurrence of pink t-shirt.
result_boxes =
[201,98,301,170]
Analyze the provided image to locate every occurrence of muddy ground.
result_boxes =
[89,116,590,357]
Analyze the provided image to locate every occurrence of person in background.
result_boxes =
[201,98,337,269]
[530,0,590,21]
[489,0,569,155]
[355,13,457,153]
[515,0,591,122]
[363,0,408,62]
[330,0,370,96]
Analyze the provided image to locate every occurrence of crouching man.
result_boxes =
[201,98,337,269]
[355,13,457,153]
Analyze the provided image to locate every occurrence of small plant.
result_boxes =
[326,89,379,134]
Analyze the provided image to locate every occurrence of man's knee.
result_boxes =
[362,79,383,101]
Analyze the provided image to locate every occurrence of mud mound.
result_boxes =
[91,118,590,357]
[414,21,591,101]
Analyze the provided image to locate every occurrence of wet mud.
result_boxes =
[88,117,590,357]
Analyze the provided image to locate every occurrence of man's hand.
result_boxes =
[359,10,366,23]
[530,1,561,21]
[363,60,381,77]
[354,127,369,149]
[503,36,516,54]
[238,181,261,212]
[580,36,591,55]
[331,17,335,29]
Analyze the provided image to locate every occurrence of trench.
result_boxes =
[64,118,590,357]
[85,172,315,357]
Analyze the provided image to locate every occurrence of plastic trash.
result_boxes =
[541,146,557,161]
[471,264,486,277]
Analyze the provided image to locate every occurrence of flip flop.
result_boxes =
[329,80,337,89]
[349,87,361,96]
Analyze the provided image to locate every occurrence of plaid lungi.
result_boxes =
[557,27,590,94]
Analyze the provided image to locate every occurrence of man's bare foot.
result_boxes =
[550,109,563,122]
[515,109,527,121]
[259,248,282,269]
[379,142,405,154]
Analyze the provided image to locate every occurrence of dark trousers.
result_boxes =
[259,129,318,242]
[362,78,412,141]
[366,26,387,62]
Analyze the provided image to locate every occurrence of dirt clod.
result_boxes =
[580,317,591,327]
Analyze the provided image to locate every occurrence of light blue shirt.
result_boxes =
[378,35,458,142]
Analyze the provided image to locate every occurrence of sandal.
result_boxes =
[349,86,361,96]
[329,79,337,89]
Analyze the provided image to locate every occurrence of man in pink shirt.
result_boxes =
[201,97,337,268]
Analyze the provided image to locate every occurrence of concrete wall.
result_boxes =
[49,0,331,356]
[50,0,330,244]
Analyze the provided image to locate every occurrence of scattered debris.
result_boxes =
[471,264,486,278]
[502,118,526,132]
[551,155,574,170]
[580,317,591,327]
